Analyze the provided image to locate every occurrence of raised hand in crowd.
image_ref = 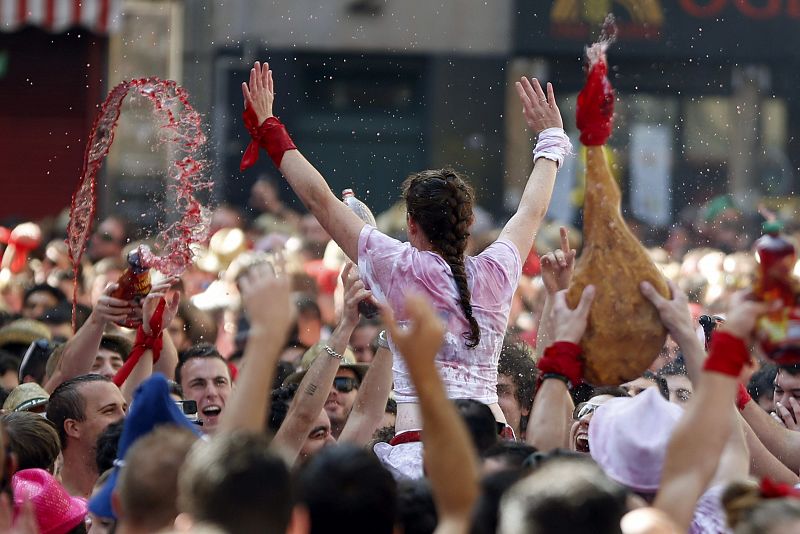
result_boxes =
[118,284,182,401]
[640,279,705,381]
[219,259,293,434]
[270,262,367,464]
[540,227,576,295]
[654,290,771,530]
[241,60,274,126]
[515,77,563,134]
[527,285,595,453]
[383,294,478,534]
[536,227,576,358]
[43,278,178,393]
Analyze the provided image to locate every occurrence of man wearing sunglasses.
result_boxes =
[569,388,627,454]
[283,346,367,440]
[327,368,364,439]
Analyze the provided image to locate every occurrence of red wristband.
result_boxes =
[537,341,584,387]
[703,331,750,378]
[240,106,297,171]
[113,298,165,387]
[736,383,752,411]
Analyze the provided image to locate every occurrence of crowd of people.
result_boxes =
[0,60,798,534]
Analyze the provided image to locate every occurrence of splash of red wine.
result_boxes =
[68,78,212,329]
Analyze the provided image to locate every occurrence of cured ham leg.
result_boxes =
[566,42,670,385]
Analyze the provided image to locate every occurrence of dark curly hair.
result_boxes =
[403,168,478,347]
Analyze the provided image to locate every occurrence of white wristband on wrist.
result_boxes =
[533,128,572,169]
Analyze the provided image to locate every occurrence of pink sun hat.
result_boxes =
[12,468,87,534]
[588,387,683,493]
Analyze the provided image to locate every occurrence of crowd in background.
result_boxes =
[0,65,799,534]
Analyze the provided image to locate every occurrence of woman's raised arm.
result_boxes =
[242,61,365,261]
[499,78,571,259]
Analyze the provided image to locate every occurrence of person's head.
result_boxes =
[175,344,232,433]
[88,216,127,262]
[47,374,127,454]
[94,420,125,474]
[269,384,335,462]
[326,367,360,432]
[722,480,800,534]
[0,318,53,368]
[657,358,693,406]
[569,388,627,454]
[497,339,537,438]
[403,168,478,347]
[349,317,380,363]
[169,301,216,353]
[91,335,132,380]
[0,350,21,391]
[472,469,529,534]
[2,382,49,414]
[87,257,127,305]
[482,440,537,475]
[589,388,682,496]
[749,363,778,413]
[396,479,437,534]
[299,444,396,534]
[621,370,669,400]
[113,426,198,531]
[295,294,323,348]
[773,367,800,418]
[22,284,67,320]
[499,456,627,534]
[1,412,60,473]
[19,338,55,385]
[178,431,298,534]
[454,399,499,456]
[12,468,88,534]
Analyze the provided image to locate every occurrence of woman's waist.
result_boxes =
[395,401,506,434]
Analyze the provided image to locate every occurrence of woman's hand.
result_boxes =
[515,77,563,134]
[241,61,274,125]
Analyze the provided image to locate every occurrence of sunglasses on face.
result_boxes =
[333,377,358,393]
[573,401,602,421]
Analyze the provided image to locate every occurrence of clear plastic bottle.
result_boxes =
[342,189,377,227]
[342,189,379,318]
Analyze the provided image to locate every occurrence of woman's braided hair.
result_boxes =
[402,168,479,348]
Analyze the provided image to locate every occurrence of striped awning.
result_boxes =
[0,0,121,34]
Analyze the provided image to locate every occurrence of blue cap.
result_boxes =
[88,373,201,519]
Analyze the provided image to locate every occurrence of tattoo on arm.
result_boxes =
[304,383,318,396]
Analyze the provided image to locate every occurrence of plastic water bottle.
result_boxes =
[342,189,377,226]
[342,189,379,318]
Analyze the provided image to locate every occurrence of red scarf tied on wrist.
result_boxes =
[537,341,584,388]
[704,331,751,378]
[113,298,166,387]
[240,106,297,171]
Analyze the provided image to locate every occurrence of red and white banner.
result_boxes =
[0,0,121,34]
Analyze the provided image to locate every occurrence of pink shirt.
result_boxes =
[358,225,521,404]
